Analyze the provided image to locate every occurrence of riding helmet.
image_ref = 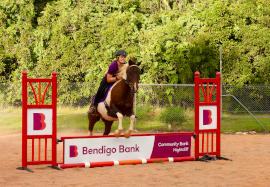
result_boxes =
[116,49,127,57]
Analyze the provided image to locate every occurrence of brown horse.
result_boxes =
[88,60,141,138]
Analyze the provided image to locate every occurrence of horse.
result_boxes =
[88,59,141,138]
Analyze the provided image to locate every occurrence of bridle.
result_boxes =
[123,65,140,94]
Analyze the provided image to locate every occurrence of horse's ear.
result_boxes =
[128,57,137,66]
[129,57,142,67]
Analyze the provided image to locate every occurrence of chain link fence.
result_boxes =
[1,82,269,131]
[133,84,270,132]
[135,84,270,113]
[222,85,270,113]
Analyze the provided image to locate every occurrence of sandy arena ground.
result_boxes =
[0,130,270,187]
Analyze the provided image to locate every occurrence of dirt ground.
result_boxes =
[0,130,270,187]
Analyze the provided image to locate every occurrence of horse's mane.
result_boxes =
[117,57,138,79]
[117,63,129,79]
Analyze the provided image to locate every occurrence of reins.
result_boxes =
[123,79,136,93]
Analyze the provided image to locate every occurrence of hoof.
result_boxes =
[114,129,122,137]
[88,131,93,136]
[124,130,132,138]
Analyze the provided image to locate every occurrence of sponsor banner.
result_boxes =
[63,134,191,164]
[27,109,53,135]
[151,135,191,158]
[199,106,217,130]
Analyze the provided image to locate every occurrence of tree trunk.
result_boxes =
[162,0,171,10]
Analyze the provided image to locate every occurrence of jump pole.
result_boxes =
[59,156,196,169]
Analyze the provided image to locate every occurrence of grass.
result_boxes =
[221,114,270,132]
[0,113,22,130]
[0,107,269,133]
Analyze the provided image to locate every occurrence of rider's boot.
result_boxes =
[88,104,99,116]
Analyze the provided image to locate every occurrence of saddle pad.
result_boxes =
[92,84,113,104]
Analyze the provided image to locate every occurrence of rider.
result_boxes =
[89,49,127,114]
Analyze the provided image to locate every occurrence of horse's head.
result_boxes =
[125,57,141,93]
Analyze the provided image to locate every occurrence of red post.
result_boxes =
[22,71,28,167]
[52,72,57,166]
[216,72,221,157]
[194,72,200,159]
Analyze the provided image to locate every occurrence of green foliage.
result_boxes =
[160,106,186,126]
[0,0,270,104]
[136,105,157,121]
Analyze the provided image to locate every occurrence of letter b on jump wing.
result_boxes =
[27,109,53,135]
[199,106,217,130]
[33,113,46,130]
[70,145,78,157]
[203,110,212,125]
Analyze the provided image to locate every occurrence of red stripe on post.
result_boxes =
[207,82,209,102]
[200,82,207,102]
[38,138,41,161]
[119,160,142,165]
[29,82,38,105]
[45,138,47,161]
[42,82,51,104]
[59,163,85,169]
[90,161,114,167]
[173,157,195,162]
[207,132,209,153]
[32,139,34,161]
[146,158,169,163]
[209,83,216,102]
[202,133,204,153]
[211,132,214,153]
[39,82,41,105]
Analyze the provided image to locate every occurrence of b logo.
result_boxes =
[203,110,212,125]
[70,145,78,157]
[33,113,46,130]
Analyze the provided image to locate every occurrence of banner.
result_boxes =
[63,134,191,164]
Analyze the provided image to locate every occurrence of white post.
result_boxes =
[134,93,137,130]
[220,44,223,118]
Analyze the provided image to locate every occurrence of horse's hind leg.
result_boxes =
[88,111,100,136]
[103,120,113,135]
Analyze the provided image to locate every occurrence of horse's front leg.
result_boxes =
[124,114,135,138]
[114,112,123,137]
